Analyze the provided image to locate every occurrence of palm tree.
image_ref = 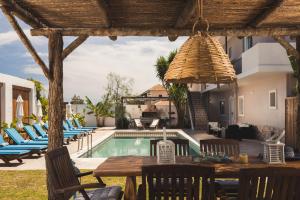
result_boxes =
[85,95,114,127]
[155,50,188,128]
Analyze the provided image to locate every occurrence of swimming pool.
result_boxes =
[80,131,200,158]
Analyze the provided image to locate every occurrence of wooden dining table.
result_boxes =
[93,156,300,200]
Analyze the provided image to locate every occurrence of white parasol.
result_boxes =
[66,102,73,120]
[16,95,24,129]
[36,100,43,124]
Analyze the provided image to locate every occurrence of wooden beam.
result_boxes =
[96,0,111,27]
[273,36,299,59]
[175,0,196,28]
[1,6,50,79]
[0,0,48,28]
[95,1,117,41]
[168,36,178,42]
[31,27,300,37]
[109,36,117,41]
[62,35,88,60]
[247,0,285,27]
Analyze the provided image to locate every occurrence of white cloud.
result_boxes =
[0,29,47,46]
[63,37,187,102]
[23,65,44,75]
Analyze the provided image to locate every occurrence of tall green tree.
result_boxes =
[105,72,134,104]
[105,72,134,128]
[155,50,188,128]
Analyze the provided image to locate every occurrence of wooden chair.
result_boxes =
[200,139,240,157]
[200,139,240,199]
[150,138,190,156]
[45,146,123,200]
[239,167,300,200]
[138,164,215,200]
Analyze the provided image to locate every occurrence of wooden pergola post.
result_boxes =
[48,30,64,151]
[296,36,300,150]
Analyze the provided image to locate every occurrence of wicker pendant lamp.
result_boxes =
[164,0,236,84]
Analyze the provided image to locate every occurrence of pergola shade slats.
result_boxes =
[1,0,298,37]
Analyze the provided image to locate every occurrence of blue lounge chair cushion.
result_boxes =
[0,149,30,155]
[24,125,47,141]
[33,123,48,138]
[66,119,92,132]
[0,145,47,150]
[4,128,48,146]
[0,142,9,147]
[74,119,97,129]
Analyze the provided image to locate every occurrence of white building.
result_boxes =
[0,73,36,125]
[190,36,295,138]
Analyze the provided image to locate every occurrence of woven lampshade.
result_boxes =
[164,33,236,84]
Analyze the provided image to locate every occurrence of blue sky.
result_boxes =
[0,12,187,102]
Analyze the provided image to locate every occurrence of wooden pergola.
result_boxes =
[2,0,300,194]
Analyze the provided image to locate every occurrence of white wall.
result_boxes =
[241,43,293,77]
[0,73,36,124]
[71,104,115,127]
[237,73,287,129]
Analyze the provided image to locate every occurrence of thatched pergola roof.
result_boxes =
[1,0,300,37]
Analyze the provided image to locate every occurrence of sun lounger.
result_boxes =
[134,119,144,129]
[23,126,48,141]
[43,123,82,139]
[0,149,30,164]
[62,122,86,139]
[33,123,73,140]
[74,118,97,129]
[66,119,92,132]
[0,135,47,155]
[149,119,160,129]
[4,128,48,146]
[23,125,70,145]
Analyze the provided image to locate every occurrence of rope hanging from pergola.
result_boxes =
[164,0,236,84]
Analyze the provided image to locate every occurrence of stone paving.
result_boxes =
[0,128,264,170]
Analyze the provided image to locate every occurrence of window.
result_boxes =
[238,96,244,116]
[269,90,277,109]
[243,37,253,51]
[219,100,225,115]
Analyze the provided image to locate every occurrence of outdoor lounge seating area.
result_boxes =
[0,119,97,165]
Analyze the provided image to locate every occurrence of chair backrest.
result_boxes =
[0,134,6,144]
[149,119,159,127]
[239,167,300,200]
[74,119,82,129]
[140,164,215,200]
[33,124,47,137]
[134,119,143,127]
[4,128,25,144]
[23,125,39,140]
[45,146,81,200]
[66,119,75,129]
[200,139,240,157]
[150,139,190,156]
[266,130,285,143]
[43,123,49,130]
[208,122,218,128]
[63,122,70,131]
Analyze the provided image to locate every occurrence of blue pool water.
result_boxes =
[81,137,199,158]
